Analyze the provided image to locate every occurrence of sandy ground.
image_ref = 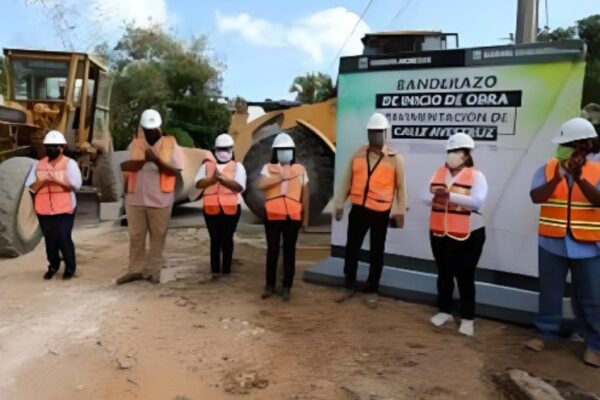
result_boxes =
[0,218,599,400]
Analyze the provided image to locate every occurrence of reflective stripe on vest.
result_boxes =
[429,166,475,240]
[349,146,395,212]
[203,160,239,215]
[539,159,600,242]
[34,156,74,215]
[127,135,176,194]
[263,163,305,221]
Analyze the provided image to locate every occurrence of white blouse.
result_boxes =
[423,169,488,231]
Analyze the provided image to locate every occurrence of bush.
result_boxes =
[167,127,194,148]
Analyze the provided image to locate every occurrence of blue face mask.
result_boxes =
[277,149,294,164]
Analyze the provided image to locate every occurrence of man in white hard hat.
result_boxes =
[25,130,82,280]
[195,133,246,279]
[117,109,184,285]
[334,112,407,299]
[527,117,600,367]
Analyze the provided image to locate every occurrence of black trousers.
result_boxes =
[38,213,76,275]
[204,206,241,274]
[265,218,301,289]
[430,228,486,320]
[343,204,391,290]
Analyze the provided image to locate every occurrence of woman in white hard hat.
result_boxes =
[527,117,600,367]
[195,133,246,278]
[257,132,309,301]
[25,130,82,280]
[426,132,488,337]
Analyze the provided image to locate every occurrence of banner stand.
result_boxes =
[303,41,586,325]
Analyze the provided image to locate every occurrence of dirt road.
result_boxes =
[0,221,598,400]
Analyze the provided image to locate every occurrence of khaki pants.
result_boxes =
[126,203,172,277]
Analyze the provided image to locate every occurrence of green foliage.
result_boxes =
[289,72,334,104]
[538,14,600,106]
[578,15,600,62]
[0,56,7,97]
[167,128,194,148]
[107,24,229,150]
[537,27,577,42]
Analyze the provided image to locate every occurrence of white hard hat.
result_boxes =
[272,132,295,148]
[215,133,234,148]
[447,132,475,151]
[366,112,389,130]
[553,117,597,144]
[140,109,162,129]
[43,130,67,145]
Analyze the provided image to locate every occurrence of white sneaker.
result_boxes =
[459,319,474,337]
[430,312,453,327]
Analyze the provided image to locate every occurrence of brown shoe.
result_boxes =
[116,273,143,285]
[583,348,600,368]
[525,338,545,352]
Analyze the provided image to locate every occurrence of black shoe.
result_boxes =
[62,273,75,280]
[363,283,378,293]
[261,286,275,299]
[335,287,356,303]
[282,288,291,302]
[43,270,57,280]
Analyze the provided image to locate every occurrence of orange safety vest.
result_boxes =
[350,146,396,212]
[429,166,475,240]
[263,163,305,221]
[34,156,75,215]
[126,135,176,194]
[539,159,600,242]
[203,159,239,215]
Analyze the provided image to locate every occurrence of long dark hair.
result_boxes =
[448,148,474,167]
[270,148,296,165]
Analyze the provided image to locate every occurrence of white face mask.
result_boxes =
[446,152,465,169]
[277,149,294,164]
[215,149,233,163]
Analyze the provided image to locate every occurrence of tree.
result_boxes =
[537,27,577,42]
[107,24,229,150]
[0,56,7,98]
[289,72,334,104]
[538,14,600,106]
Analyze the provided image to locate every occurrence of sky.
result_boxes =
[0,0,598,101]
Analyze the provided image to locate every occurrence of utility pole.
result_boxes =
[515,0,539,44]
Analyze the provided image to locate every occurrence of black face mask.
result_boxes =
[591,137,600,154]
[143,128,161,146]
[368,130,385,149]
[46,146,61,160]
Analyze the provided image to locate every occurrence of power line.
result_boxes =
[387,0,413,29]
[328,0,375,71]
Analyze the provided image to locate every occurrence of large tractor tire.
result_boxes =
[0,157,42,257]
[0,105,27,123]
[242,124,335,224]
[92,153,121,202]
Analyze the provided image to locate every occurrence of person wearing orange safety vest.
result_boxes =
[258,132,309,301]
[334,112,407,299]
[25,130,82,280]
[195,133,246,279]
[426,132,488,337]
[117,109,184,285]
[527,118,600,368]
